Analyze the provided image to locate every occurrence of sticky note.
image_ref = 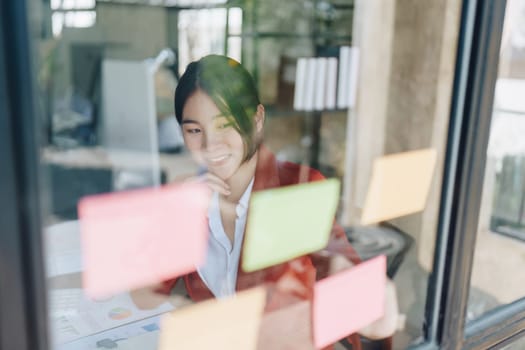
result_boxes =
[78,182,210,298]
[312,255,386,348]
[242,179,340,272]
[158,287,266,350]
[361,149,437,225]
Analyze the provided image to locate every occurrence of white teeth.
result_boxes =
[208,155,228,163]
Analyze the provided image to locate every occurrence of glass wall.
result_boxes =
[30,0,464,349]
[467,0,525,322]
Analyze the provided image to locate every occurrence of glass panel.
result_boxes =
[37,2,199,349]
[29,0,462,349]
[501,336,525,349]
[51,0,95,10]
[51,0,61,9]
[467,0,525,322]
[63,11,96,28]
[177,8,228,75]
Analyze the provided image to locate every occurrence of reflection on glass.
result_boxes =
[31,0,462,349]
[51,0,96,10]
[177,6,243,75]
[50,0,96,37]
[178,8,227,72]
[468,0,525,322]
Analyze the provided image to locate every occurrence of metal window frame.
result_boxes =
[410,0,525,349]
[0,1,49,350]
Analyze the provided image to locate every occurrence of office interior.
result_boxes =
[3,0,525,349]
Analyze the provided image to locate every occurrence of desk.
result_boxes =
[42,147,198,220]
[45,220,189,350]
[42,147,198,183]
[45,220,401,350]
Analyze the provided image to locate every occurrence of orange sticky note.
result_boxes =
[361,149,437,225]
[78,183,210,298]
[158,287,266,350]
[312,255,386,348]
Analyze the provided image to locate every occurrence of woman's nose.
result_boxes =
[203,129,223,150]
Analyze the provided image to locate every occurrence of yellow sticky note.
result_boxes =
[361,149,437,225]
[158,287,266,350]
[242,179,340,272]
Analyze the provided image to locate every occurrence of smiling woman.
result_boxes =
[132,55,399,349]
[169,55,330,299]
[180,89,257,184]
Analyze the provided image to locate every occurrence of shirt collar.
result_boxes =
[208,175,254,222]
[236,177,254,218]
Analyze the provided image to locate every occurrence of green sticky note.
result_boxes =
[242,178,341,273]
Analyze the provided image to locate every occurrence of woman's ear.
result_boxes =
[255,104,265,132]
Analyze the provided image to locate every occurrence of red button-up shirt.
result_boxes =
[158,145,363,349]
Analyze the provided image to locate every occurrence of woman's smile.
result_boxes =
[181,90,246,180]
[205,154,231,167]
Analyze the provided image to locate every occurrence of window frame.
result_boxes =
[410,0,525,349]
[0,1,49,350]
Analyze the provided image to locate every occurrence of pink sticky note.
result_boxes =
[78,183,210,298]
[312,255,387,348]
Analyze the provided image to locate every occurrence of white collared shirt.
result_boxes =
[197,178,254,298]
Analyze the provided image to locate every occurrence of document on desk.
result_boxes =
[49,288,173,346]
[55,315,163,350]
[45,220,83,277]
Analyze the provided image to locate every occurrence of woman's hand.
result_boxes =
[197,172,231,196]
[130,283,170,310]
[130,279,194,310]
[183,172,231,196]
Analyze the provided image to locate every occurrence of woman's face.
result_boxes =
[181,90,246,180]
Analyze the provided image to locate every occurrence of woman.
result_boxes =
[133,55,398,348]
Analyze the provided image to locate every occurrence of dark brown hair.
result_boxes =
[174,55,261,161]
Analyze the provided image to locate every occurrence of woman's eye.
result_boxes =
[185,128,201,134]
[217,122,233,130]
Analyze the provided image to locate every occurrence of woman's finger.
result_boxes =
[206,181,231,196]
[187,172,231,195]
